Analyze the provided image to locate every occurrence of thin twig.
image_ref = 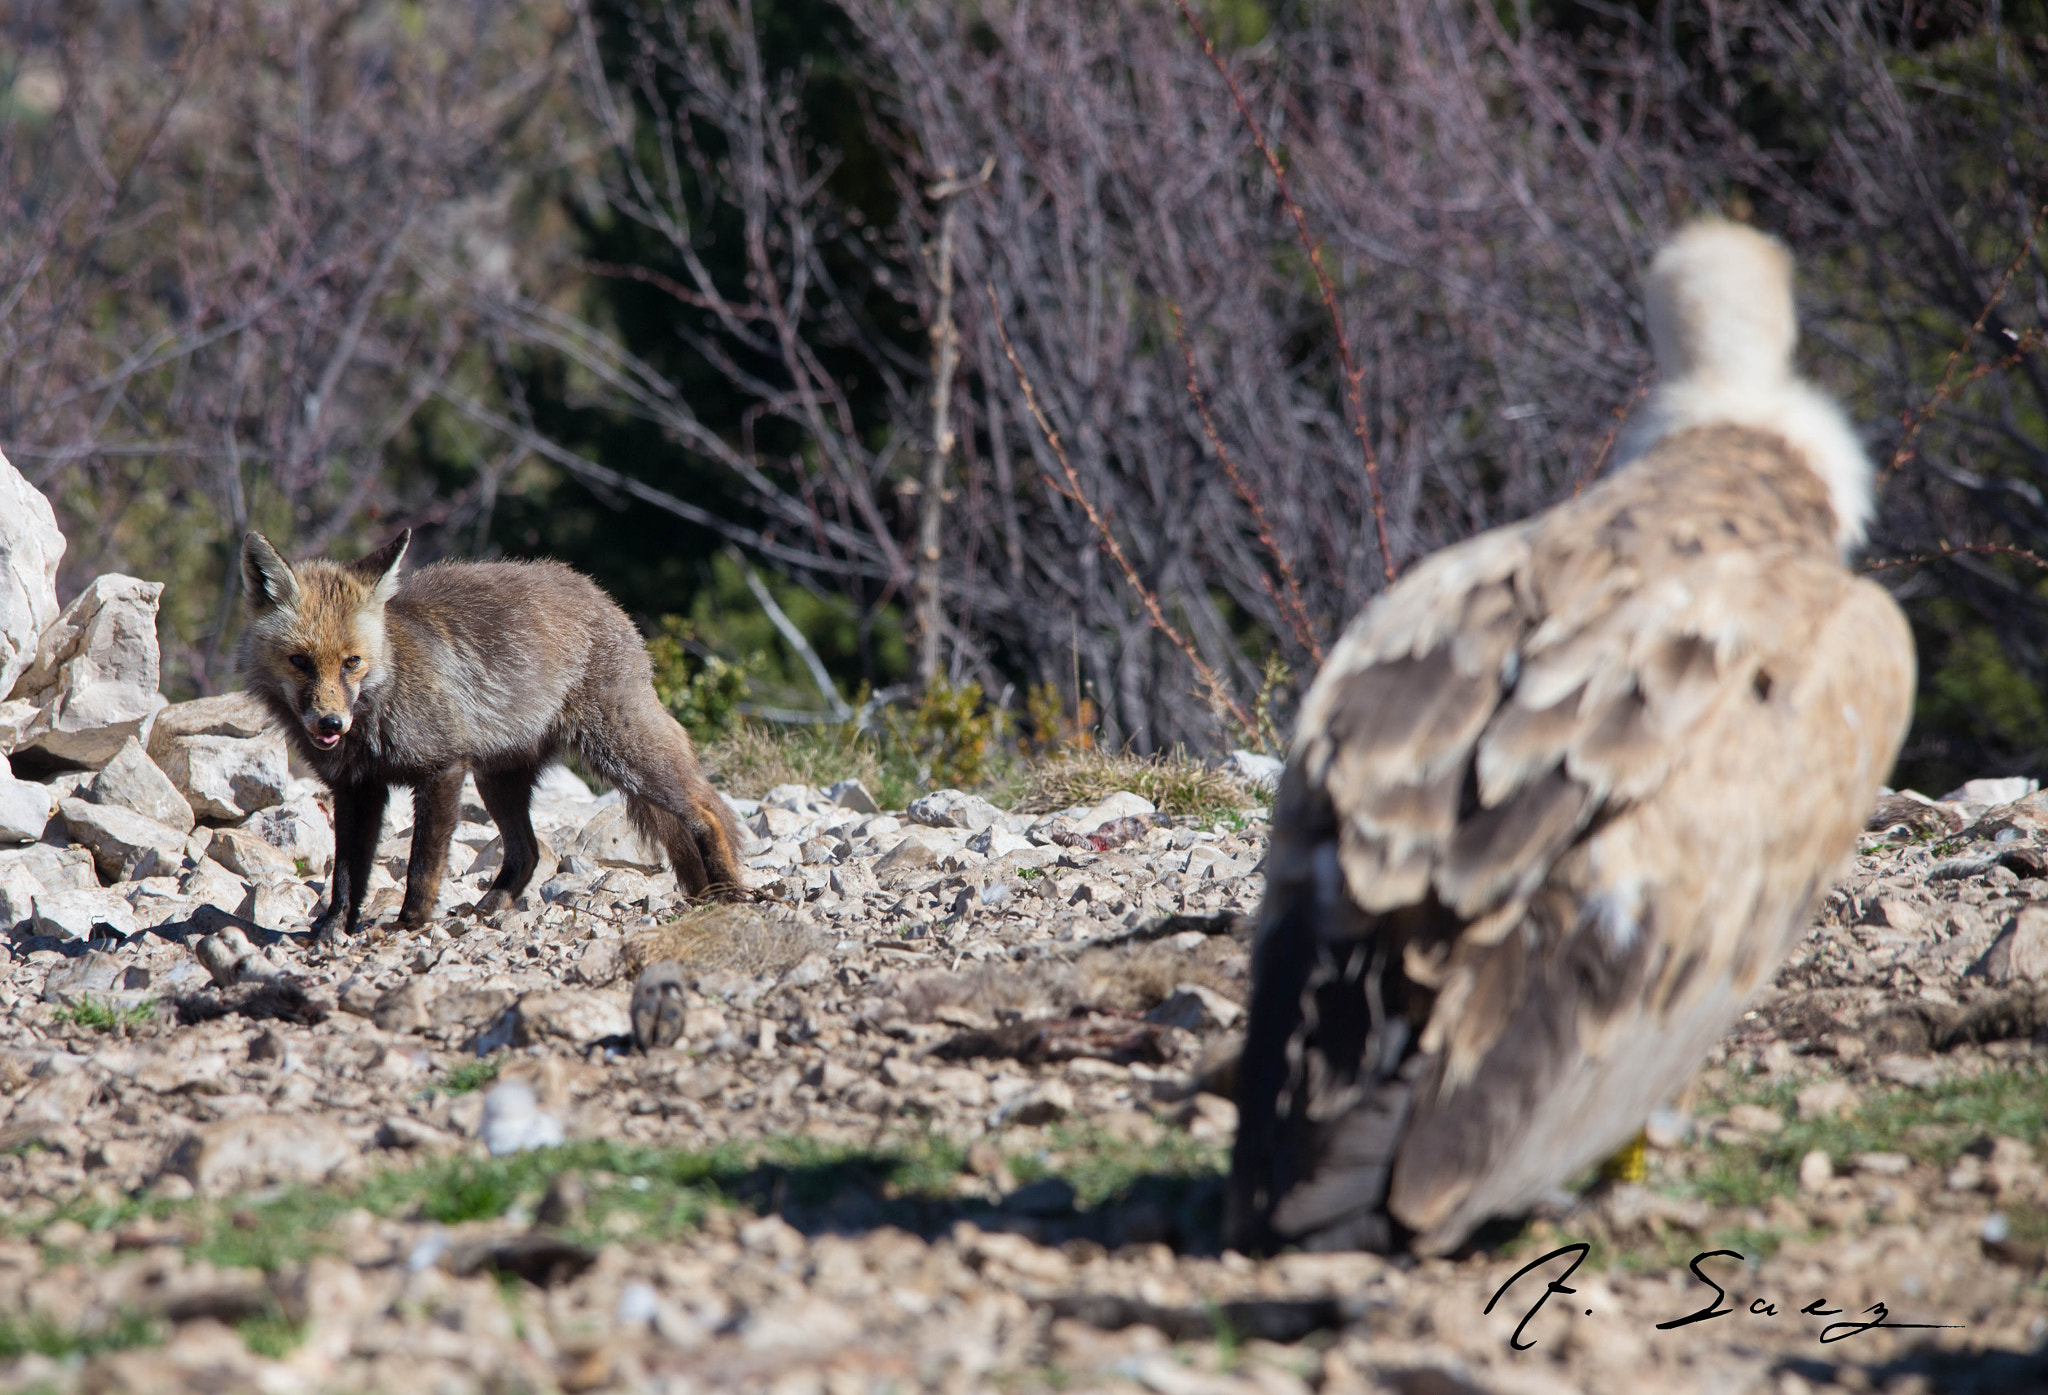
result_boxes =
[733,549,854,722]
[1169,304,1323,664]
[1173,0,1395,586]
[990,285,1258,737]
[1861,541,2048,574]
[1572,374,1652,497]
[1891,204,2048,471]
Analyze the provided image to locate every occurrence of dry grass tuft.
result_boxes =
[1018,748,1255,819]
[893,934,1245,1021]
[701,722,911,806]
[625,904,826,981]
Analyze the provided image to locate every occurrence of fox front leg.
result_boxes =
[315,781,389,941]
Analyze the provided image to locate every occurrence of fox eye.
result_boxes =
[342,655,362,671]
[288,654,313,674]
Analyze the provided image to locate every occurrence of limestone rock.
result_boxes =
[157,733,288,823]
[0,757,54,843]
[7,574,164,768]
[0,863,38,929]
[1074,791,1156,833]
[242,793,334,875]
[207,826,299,884]
[874,827,958,885]
[824,778,880,814]
[1224,749,1283,791]
[479,1080,565,1155]
[177,858,252,918]
[85,737,194,834]
[0,451,62,704]
[510,989,632,1048]
[567,802,664,871]
[1978,905,2048,984]
[0,841,95,892]
[31,887,141,940]
[469,832,556,889]
[163,1114,358,1195]
[908,788,1003,832]
[144,691,277,759]
[56,796,188,882]
[41,949,152,1010]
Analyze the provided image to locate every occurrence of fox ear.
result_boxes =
[241,533,301,615]
[352,529,410,607]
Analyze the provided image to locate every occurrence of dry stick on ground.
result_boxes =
[1173,0,1395,587]
[990,286,1258,738]
[1891,203,2048,472]
[1169,304,1323,666]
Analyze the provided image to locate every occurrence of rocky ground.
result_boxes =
[0,736,2044,1395]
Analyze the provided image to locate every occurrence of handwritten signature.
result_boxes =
[1483,1243,1965,1351]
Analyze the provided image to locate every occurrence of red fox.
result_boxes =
[239,529,743,939]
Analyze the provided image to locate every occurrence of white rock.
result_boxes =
[0,864,39,929]
[31,887,141,940]
[157,733,288,823]
[1224,749,1283,791]
[966,826,1033,858]
[567,802,665,871]
[178,857,252,918]
[243,794,334,875]
[750,806,812,841]
[874,827,959,885]
[0,451,62,704]
[479,1080,566,1156]
[908,788,1003,832]
[6,574,163,768]
[510,989,632,1047]
[1940,776,2039,808]
[761,783,813,812]
[824,778,879,814]
[0,761,54,843]
[469,833,556,889]
[0,842,94,891]
[1074,791,1156,833]
[56,797,187,882]
[532,761,595,802]
[86,737,194,834]
[144,692,276,759]
[207,826,300,884]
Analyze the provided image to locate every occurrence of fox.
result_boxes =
[239,528,743,939]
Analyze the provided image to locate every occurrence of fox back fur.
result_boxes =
[240,529,742,938]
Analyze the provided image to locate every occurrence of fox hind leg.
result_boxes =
[474,764,543,914]
[577,686,742,899]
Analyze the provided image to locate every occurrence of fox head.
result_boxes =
[241,529,410,751]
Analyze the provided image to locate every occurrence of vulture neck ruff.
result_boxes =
[1613,220,1874,556]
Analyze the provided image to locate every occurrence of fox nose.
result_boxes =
[316,714,344,737]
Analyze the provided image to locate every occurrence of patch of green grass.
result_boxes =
[1685,1063,2048,1212]
[52,996,155,1032]
[236,1311,305,1359]
[435,1058,502,1096]
[46,1127,1228,1278]
[0,1309,160,1359]
[1016,865,1044,880]
[1009,1123,1226,1209]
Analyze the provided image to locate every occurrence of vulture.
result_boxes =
[1226,220,1915,1257]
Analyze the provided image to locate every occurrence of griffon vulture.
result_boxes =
[1227,220,1915,1257]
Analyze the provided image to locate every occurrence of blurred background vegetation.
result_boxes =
[2,0,2045,796]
